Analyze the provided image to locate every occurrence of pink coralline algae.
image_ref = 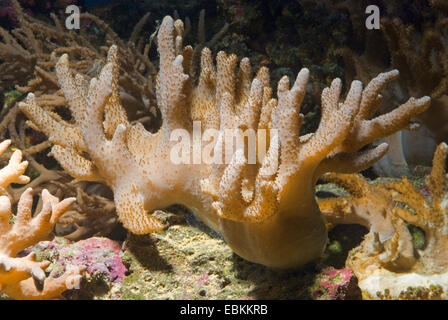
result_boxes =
[25,237,128,284]
[311,267,362,300]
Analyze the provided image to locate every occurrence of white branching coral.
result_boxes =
[20,15,430,268]
[0,140,83,300]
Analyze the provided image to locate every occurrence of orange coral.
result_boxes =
[0,140,83,300]
[319,143,448,299]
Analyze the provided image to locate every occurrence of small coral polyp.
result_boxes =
[0,140,83,300]
[319,143,448,299]
[20,16,430,268]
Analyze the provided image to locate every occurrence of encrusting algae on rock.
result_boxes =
[84,210,362,300]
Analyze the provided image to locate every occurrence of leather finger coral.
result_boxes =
[20,15,431,268]
[319,143,448,299]
[0,139,83,300]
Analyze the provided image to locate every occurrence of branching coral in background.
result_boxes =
[0,0,156,123]
[20,15,430,268]
[381,17,448,142]
[336,3,448,176]
[0,102,63,202]
[0,0,229,206]
[318,143,448,299]
[0,1,228,126]
[0,1,229,142]
[0,139,83,300]
[50,181,117,241]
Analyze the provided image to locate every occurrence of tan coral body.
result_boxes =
[21,16,430,268]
